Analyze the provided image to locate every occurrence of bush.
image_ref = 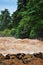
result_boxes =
[15,16,31,38]
[0,29,11,37]
[29,28,37,39]
[10,28,15,36]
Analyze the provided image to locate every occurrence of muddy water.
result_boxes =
[0,37,43,55]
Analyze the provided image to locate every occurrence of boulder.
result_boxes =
[5,54,10,60]
[0,53,5,62]
[16,53,25,59]
[33,52,43,59]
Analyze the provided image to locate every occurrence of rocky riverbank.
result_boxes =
[0,52,43,65]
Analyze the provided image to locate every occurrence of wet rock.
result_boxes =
[5,54,16,60]
[22,54,32,64]
[22,54,36,64]
[0,53,5,62]
[10,54,16,59]
[33,52,43,59]
[0,53,43,65]
[0,62,5,65]
[16,53,25,59]
[29,58,43,65]
[3,58,20,65]
[5,54,10,60]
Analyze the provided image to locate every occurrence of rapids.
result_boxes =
[0,37,43,55]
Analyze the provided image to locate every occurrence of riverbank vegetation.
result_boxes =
[0,0,43,39]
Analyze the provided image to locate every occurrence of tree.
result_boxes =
[0,9,11,30]
[12,11,22,28]
[15,16,31,38]
[15,0,43,38]
[0,0,43,38]
[17,0,28,11]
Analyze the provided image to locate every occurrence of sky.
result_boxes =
[0,0,17,14]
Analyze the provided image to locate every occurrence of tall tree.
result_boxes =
[0,9,11,30]
[17,0,28,11]
[12,11,22,27]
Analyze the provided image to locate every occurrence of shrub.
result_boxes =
[10,28,15,36]
[29,27,37,39]
[0,29,11,37]
[15,16,31,38]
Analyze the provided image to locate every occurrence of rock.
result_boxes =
[22,54,36,64]
[22,54,32,64]
[16,53,25,59]
[29,58,43,65]
[0,53,43,65]
[5,54,10,60]
[0,53,5,62]
[0,62,5,65]
[10,54,16,59]
[5,54,16,60]
[33,52,43,59]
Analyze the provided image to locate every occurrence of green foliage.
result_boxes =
[0,0,43,39]
[10,28,15,36]
[0,29,11,36]
[15,16,31,38]
[12,11,22,27]
[29,27,37,39]
[0,9,11,30]
[17,0,28,11]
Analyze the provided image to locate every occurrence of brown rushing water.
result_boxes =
[0,37,43,55]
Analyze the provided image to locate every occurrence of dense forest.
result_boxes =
[0,0,43,39]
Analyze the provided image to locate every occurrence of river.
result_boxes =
[0,37,43,55]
